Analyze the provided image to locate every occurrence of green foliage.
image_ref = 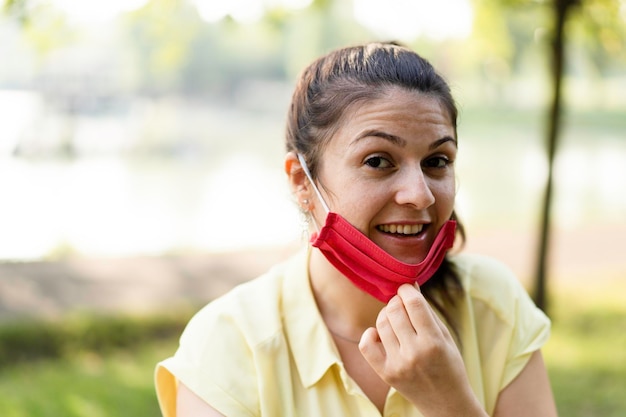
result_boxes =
[2,0,28,23]
[0,289,624,416]
[3,0,624,98]
[476,0,626,76]
[121,0,204,94]
[3,0,77,56]
[545,291,626,416]
[568,0,626,75]
[0,311,190,367]
[0,339,175,417]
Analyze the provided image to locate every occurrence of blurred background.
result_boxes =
[0,0,624,416]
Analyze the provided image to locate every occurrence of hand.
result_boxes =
[358,284,486,417]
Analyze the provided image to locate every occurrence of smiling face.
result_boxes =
[309,87,457,265]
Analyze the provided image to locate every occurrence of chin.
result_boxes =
[399,254,427,266]
[383,248,426,265]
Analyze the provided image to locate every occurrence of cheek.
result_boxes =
[343,201,379,232]
[434,178,456,211]
[340,187,387,233]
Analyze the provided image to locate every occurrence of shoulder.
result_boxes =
[448,253,551,405]
[159,253,307,415]
[449,253,537,326]
[182,255,295,349]
[450,252,522,291]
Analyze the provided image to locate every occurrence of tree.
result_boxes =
[534,0,579,313]
[534,0,624,313]
[477,0,624,313]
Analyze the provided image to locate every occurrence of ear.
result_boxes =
[285,151,312,207]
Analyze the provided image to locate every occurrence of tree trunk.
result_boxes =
[534,0,577,312]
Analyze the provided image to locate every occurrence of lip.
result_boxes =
[377,219,431,226]
[376,219,430,229]
[375,221,430,239]
[374,221,433,262]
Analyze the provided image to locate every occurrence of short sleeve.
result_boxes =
[500,283,551,389]
[155,302,260,417]
[454,253,552,405]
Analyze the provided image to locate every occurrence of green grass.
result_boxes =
[0,289,624,417]
[544,288,626,417]
[0,312,190,367]
[0,311,190,417]
[0,339,177,417]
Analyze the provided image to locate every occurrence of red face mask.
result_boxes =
[298,155,456,303]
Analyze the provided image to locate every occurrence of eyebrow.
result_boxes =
[352,129,457,150]
[352,130,406,146]
[429,136,457,150]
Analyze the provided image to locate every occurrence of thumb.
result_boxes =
[359,327,386,369]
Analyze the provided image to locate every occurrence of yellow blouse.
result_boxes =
[155,249,550,416]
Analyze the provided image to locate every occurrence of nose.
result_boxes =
[394,166,435,209]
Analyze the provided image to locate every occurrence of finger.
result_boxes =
[376,306,400,351]
[385,295,418,346]
[358,327,386,370]
[401,284,456,344]
[397,283,440,336]
[430,307,457,344]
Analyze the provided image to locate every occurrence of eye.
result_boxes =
[364,155,393,169]
[423,156,451,169]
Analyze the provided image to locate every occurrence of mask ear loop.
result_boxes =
[297,154,330,232]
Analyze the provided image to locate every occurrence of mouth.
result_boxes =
[376,223,425,237]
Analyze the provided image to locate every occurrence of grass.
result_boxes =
[0,311,189,417]
[0,289,624,417]
[544,286,626,417]
[0,339,177,417]
[0,312,190,367]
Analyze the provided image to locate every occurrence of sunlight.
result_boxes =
[191,0,473,36]
[194,0,264,23]
[353,0,473,41]
[193,155,300,251]
[50,0,150,24]
[193,0,313,24]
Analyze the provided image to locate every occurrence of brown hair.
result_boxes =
[286,42,465,340]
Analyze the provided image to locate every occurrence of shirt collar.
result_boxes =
[282,248,341,388]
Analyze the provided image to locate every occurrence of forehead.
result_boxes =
[330,88,454,145]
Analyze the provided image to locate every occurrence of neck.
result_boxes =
[308,248,385,340]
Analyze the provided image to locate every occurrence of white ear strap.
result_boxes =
[297,153,330,213]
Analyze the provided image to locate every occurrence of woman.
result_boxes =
[156,42,558,416]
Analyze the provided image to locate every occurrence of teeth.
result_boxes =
[378,224,423,235]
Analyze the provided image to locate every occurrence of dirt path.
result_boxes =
[0,245,299,321]
[0,225,624,321]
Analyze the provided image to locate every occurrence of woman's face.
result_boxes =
[311,87,457,265]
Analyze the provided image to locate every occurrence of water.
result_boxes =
[0,154,302,259]
[1,90,624,264]
[3,142,624,261]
